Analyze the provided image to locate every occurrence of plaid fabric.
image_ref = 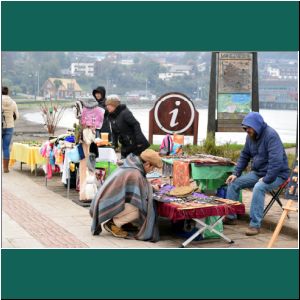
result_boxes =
[90,154,159,242]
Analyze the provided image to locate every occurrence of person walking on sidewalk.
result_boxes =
[90,149,162,241]
[2,86,19,173]
[225,112,290,236]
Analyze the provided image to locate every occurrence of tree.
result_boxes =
[53,79,63,99]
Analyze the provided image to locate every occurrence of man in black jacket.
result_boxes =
[106,95,150,158]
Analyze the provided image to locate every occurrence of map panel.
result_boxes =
[217,93,251,113]
[218,58,252,93]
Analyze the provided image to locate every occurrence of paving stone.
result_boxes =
[2,169,298,249]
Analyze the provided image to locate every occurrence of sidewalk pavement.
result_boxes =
[1,166,298,249]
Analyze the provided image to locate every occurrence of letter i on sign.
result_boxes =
[169,101,181,127]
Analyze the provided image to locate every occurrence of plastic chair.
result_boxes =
[263,178,290,218]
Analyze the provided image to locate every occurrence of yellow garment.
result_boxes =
[9,143,46,171]
[69,162,75,172]
[55,150,64,164]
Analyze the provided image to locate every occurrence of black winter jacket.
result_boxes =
[108,104,150,158]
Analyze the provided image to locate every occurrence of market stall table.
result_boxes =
[154,184,245,248]
[162,156,235,193]
[9,142,46,175]
[96,147,118,176]
[190,164,235,193]
[67,147,118,200]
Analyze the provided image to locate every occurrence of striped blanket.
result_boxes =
[90,154,159,242]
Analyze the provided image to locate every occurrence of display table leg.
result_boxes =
[67,167,70,199]
[181,224,207,248]
[181,216,233,248]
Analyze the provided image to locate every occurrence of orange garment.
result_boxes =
[173,161,190,187]
[173,134,184,145]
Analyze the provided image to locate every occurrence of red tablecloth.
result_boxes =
[157,202,245,221]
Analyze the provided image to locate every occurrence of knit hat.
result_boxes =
[106,95,121,107]
[140,149,163,169]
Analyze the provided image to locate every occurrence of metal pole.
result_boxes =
[67,165,70,199]
[252,52,259,112]
[37,70,40,98]
[207,52,217,138]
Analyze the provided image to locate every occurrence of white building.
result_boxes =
[158,64,193,81]
[266,66,280,78]
[70,63,95,77]
[158,72,185,81]
[169,65,193,75]
[119,59,134,65]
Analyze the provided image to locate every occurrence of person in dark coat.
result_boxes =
[105,95,150,158]
[225,112,290,236]
[92,86,112,140]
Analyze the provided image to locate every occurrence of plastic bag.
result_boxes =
[202,216,224,239]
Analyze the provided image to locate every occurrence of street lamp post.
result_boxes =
[36,68,40,98]
[28,74,36,99]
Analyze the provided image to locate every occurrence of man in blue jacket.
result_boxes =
[225,112,290,236]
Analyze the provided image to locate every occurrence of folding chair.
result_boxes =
[263,178,290,218]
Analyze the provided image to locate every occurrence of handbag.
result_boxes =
[67,146,81,163]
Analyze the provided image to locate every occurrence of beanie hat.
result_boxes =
[106,95,121,107]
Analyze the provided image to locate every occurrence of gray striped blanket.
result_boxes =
[90,154,159,242]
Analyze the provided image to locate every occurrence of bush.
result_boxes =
[201,132,221,156]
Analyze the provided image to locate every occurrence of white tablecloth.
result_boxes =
[96,147,118,163]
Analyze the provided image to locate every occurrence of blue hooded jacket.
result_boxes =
[233,112,290,184]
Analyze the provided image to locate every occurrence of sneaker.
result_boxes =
[103,219,128,238]
[121,223,139,232]
[245,227,260,236]
[223,218,238,225]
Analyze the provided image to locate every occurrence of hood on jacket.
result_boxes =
[121,153,145,175]
[242,112,267,137]
[92,86,106,100]
[109,104,127,118]
[81,97,99,109]
[1,95,14,109]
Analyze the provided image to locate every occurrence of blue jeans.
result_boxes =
[226,171,285,228]
[2,127,14,159]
